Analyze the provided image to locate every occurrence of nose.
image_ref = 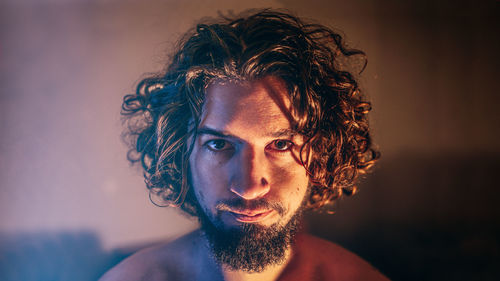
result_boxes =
[230,147,270,200]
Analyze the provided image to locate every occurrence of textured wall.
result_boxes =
[1,0,498,280]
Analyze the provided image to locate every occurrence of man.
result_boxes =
[101,9,387,281]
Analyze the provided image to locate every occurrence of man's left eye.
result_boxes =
[266,140,294,151]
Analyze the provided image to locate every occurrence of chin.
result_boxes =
[198,205,304,272]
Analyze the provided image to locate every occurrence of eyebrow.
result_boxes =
[196,127,232,138]
[196,126,297,139]
[268,128,297,138]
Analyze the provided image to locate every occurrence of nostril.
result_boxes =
[229,177,270,200]
[261,177,268,186]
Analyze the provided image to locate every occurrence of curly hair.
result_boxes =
[122,9,379,216]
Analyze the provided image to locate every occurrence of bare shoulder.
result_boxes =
[99,231,201,281]
[281,234,390,281]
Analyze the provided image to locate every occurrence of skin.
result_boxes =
[99,231,390,281]
[189,76,310,231]
[188,76,310,280]
[100,76,390,281]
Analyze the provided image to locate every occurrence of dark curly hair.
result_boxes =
[122,9,379,216]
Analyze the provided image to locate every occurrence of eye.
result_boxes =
[266,140,294,152]
[205,139,232,152]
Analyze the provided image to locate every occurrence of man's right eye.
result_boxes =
[204,139,231,152]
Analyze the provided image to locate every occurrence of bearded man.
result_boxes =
[100,9,388,281]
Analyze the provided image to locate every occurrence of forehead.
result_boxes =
[199,76,293,136]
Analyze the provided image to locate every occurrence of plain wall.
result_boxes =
[1,0,498,280]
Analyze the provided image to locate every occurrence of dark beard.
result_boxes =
[197,201,303,273]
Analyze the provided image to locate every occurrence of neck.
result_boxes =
[194,230,293,281]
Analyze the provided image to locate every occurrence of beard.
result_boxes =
[196,197,304,273]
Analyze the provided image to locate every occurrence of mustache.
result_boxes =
[215,198,286,216]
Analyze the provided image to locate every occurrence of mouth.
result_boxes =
[227,209,274,223]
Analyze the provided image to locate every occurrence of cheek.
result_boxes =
[271,164,309,200]
[189,148,229,209]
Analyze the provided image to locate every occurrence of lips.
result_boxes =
[228,209,274,223]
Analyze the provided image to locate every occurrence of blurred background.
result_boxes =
[0,0,498,280]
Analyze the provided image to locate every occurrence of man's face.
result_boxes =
[189,76,310,232]
[188,76,310,271]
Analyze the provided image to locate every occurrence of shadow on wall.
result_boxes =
[307,152,500,281]
[0,231,136,281]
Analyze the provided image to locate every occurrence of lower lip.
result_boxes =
[230,210,274,223]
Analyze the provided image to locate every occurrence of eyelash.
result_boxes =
[202,139,294,154]
[204,139,233,152]
[265,140,294,153]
